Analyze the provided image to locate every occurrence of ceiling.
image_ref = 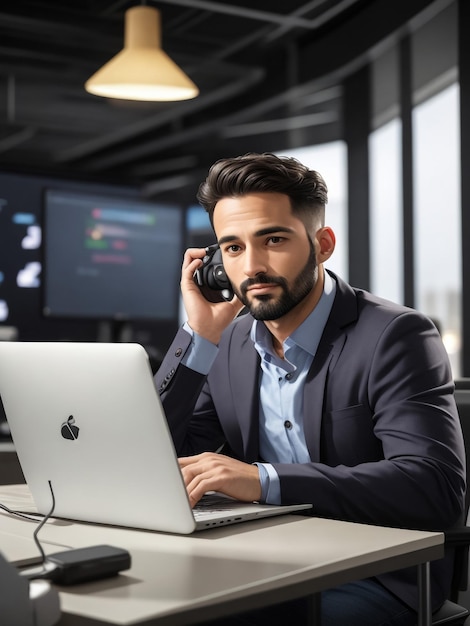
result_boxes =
[0,0,436,199]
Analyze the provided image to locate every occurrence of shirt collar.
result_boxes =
[251,270,336,358]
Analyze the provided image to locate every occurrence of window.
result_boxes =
[413,83,461,376]
[369,119,404,303]
[277,142,348,279]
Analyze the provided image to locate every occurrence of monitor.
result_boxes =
[42,189,182,322]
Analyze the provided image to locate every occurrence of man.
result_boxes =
[155,152,466,625]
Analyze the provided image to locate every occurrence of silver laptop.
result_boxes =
[0,341,311,534]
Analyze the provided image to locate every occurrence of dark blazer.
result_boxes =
[155,271,466,612]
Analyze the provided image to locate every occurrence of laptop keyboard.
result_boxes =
[193,493,239,518]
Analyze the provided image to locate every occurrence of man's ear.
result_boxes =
[316,227,336,263]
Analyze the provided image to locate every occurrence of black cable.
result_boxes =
[15,482,132,584]
[0,480,57,582]
[0,481,72,564]
[0,503,44,522]
[32,480,55,564]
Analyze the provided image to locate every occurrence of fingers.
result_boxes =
[179,248,243,345]
[181,248,206,290]
[182,247,206,271]
[178,453,262,507]
[179,454,221,506]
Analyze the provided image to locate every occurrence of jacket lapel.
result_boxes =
[228,316,261,462]
[303,271,359,462]
[224,271,359,464]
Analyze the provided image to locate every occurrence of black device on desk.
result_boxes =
[21,545,131,586]
[193,244,234,303]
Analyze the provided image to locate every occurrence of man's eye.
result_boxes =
[268,236,284,244]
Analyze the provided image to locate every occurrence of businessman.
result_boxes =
[155,152,466,625]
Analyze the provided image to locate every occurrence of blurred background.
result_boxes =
[0,0,467,379]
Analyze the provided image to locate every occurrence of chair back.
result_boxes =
[450,382,470,599]
[455,383,470,516]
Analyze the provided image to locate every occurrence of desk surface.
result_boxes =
[0,484,444,626]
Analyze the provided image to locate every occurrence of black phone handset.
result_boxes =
[193,244,234,303]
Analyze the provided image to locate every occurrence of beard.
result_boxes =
[233,238,318,321]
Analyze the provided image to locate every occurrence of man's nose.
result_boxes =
[243,248,267,277]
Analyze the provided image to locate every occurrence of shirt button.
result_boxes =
[284,420,292,429]
[285,373,293,380]
[175,348,183,357]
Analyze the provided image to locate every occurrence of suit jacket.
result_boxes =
[155,271,466,612]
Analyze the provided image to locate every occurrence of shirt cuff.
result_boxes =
[181,322,218,375]
[254,462,281,505]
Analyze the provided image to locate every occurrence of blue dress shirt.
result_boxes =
[253,272,336,502]
[182,271,336,503]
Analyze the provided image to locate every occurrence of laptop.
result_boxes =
[0,341,311,534]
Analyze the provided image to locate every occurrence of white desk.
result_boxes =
[0,484,444,626]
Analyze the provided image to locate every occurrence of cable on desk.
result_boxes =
[10,482,132,585]
[0,484,53,524]
[32,480,55,564]
[0,503,44,523]
[3,480,57,579]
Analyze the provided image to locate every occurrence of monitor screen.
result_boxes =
[43,189,182,322]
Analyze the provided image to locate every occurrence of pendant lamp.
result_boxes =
[85,5,199,102]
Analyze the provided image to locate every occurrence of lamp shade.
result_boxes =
[85,6,199,102]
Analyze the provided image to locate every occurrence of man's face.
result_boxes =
[213,192,319,321]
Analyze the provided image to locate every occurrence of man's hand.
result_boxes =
[178,452,262,507]
[181,248,244,345]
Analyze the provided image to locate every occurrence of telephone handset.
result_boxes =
[193,244,234,303]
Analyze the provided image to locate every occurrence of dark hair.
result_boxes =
[197,152,328,230]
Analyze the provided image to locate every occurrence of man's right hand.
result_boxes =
[181,247,244,345]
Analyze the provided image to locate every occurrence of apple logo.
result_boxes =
[61,415,79,440]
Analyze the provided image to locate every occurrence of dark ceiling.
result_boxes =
[0,0,439,199]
